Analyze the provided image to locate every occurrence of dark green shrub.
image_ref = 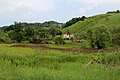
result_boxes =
[29,35,42,44]
[111,26,120,46]
[0,30,11,43]
[87,25,112,49]
[54,37,65,45]
[8,22,25,42]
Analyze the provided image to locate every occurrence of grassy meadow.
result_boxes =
[63,13,120,35]
[0,44,120,80]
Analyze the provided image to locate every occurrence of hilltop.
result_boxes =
[63,13,120,35]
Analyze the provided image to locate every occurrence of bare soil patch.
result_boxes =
[11,44,113,53]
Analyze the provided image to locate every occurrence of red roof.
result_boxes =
[64,32,72,35]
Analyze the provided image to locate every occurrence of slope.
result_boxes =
[63,13,120,35]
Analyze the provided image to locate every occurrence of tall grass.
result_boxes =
[0,44,120,80]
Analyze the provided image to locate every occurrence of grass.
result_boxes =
[0,44,120,80]
[63,13,120,36]
[46,40,90,49]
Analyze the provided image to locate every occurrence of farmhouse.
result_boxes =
[63,32,74,39]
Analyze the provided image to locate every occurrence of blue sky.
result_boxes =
[0,0,120,26]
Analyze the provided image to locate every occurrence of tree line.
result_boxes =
[0,17,120,49]
[0,22,63,43]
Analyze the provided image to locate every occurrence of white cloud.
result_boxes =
[16,0,56,11]
[78,0,120,15]
[67,0,103,15]
[67,0,102,6]
[79,5,95,14]
[79,8,87,14]
[68,0,120,5]
[105,0,120,3]
[0,0,56,19]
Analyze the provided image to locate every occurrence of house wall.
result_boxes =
[63,34,74,39]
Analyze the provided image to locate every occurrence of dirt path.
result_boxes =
[11,44,113,53]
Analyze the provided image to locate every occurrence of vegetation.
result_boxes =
[49,27,62,37]
[2,21,63,31]
[8,22,25,42]
[63,16,86,28]
[87,25,112,49]
[107,10,120,14]
[111,26,120,46]
[0,44,120,80]
[63,13,120,35]
[0,10,120,80]
[0,30,11,43]
[54,37,65,44]
[63,12,120,49]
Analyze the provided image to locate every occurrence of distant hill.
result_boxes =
[63,13,120,36]
[1,21,63,31]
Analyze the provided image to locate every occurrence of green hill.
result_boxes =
[63,13,120,35]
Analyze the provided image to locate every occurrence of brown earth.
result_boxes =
[11,44,113,54]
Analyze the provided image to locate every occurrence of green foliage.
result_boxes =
[25,27,35,40]
[63,13,120,48]
[1,21,63,43]
[0,30,11,43]
[111,26,120,45]
[29,35,42,44]
[107,10,120,14]
[8,22,25,42]
[63,13,120,36]
[2,21,63,32]
[87,25,112,49]
[54,37,65,44]
[42,21,63,28]
[0,44,120,80]
[63,16,86,28]
[101,50,120,66]
[49,28,62,37]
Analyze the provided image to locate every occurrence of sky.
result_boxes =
[0,0,120,26]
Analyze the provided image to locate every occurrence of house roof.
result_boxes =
[64,32,72,35]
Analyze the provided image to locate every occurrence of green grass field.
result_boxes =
[0,44,120,80]
[63,13,120,36]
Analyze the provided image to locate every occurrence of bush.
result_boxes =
[29,35,42,44]
[0,30,11,43]
[54,37,65,45]
[101,50,120,66]
[111,26,120,46]
[87,25,112,49]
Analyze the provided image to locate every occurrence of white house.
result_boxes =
[63,32,74,39]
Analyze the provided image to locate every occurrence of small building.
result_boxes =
[63,32,74,40]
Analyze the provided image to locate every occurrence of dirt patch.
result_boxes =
[11,44,113,54]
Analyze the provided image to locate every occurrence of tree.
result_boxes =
[117,10,120,13]
[0,30,11,43]
[25,27,35,40]
[29,34,42,44]
[87,25,112,49]
[55,29,62,35]
[49,28,62,37]
[63,16,86,28]
[112,26,120,45]
[9,22,25,42]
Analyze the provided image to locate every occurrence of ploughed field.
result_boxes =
[0,44,120,80]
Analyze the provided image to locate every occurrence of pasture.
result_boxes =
[0,44,120,80]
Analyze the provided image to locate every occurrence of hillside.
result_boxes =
[63,13,120,35]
